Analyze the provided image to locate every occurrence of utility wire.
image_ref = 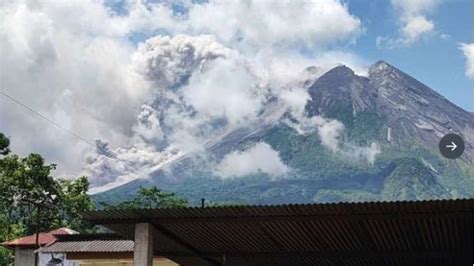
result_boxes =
[0,92,169,193]
[0,91,152,178]
[0,90,94,147]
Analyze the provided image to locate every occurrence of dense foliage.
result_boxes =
[100,186,187,209]
[0,133,95,263]
[0,133,9,155]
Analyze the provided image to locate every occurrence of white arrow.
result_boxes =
[446,142,457,151]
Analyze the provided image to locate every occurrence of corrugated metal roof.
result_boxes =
[54,233,126,242]
[1,228,77,249]
[39,233,134,253]
[40,239,134,253]
[82,199,474,266]
[82,198,473,222]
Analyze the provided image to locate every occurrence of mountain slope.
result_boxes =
[369,61,474,156]
[93,61,474,206]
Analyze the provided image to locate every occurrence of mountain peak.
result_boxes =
[328,64,355,76]
[312,64,356,89]
[372,60,391,67]
[368,60,397,76]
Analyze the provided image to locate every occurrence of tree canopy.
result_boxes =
[101,186,187,209]
[0,133,10,155]
[0,134,94,264]
[0,132,188,264]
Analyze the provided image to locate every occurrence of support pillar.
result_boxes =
[134,223,154,266]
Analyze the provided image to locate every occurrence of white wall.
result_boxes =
[14,248,35,266]
[38,252,79,266]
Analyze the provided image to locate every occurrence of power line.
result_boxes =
[0,90,94,147]
[0,92,154,186]
[0,88,171,185]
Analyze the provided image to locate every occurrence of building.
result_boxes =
[3,230,178,265]
[82,198,474,266]
[39,233,177,265]
[1,228,77,266]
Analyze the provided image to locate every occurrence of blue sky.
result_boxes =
[349,0,473,111]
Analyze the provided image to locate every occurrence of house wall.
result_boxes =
[14,247,35,266]
[15,247,35,266]
[66,255,178,266]
[39,252,79,266]
[13,248,78,266]
[74,259,177,266]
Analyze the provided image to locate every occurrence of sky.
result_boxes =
[349,0,473,112]
[0,0,473,191]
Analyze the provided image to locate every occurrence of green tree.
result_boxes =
[57,177,95,232]
[0,133,96,263]
[0,133,10,156]
[0,153,61,235]
[102,186,187,209]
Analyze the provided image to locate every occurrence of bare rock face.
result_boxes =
[306,60,473,160]
[306,65,378,117]
[370,61,473,159]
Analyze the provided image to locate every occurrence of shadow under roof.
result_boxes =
[82,199,474,266]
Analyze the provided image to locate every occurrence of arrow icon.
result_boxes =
[446,142,457,151]
[439,134,464,159]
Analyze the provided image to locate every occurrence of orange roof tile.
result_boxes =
[1,228,77,249]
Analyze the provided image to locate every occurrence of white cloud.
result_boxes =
[284,115,344,152]
[392,0,438,15]
[284,116,381,164]
[184,0,362,50]
[313,51,369,77]
[182,58,263,125]
[342,142,381,165]
[459,43,474,79]
[0,0,367,190]
[93,0,362,52]
[246,50,369,120]
[95,0,362,52]
[0,0,149,175]
[377,0,439,48]
[279,88,312,118]
[251,50,369,89]
[401,15,434,42]
[250,51,322,91]
[318,120,345,152]
[214,142,289,179]
[440,33,450,40]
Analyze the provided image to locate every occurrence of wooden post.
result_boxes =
[34,205,41,266]
[134,223,154,266]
